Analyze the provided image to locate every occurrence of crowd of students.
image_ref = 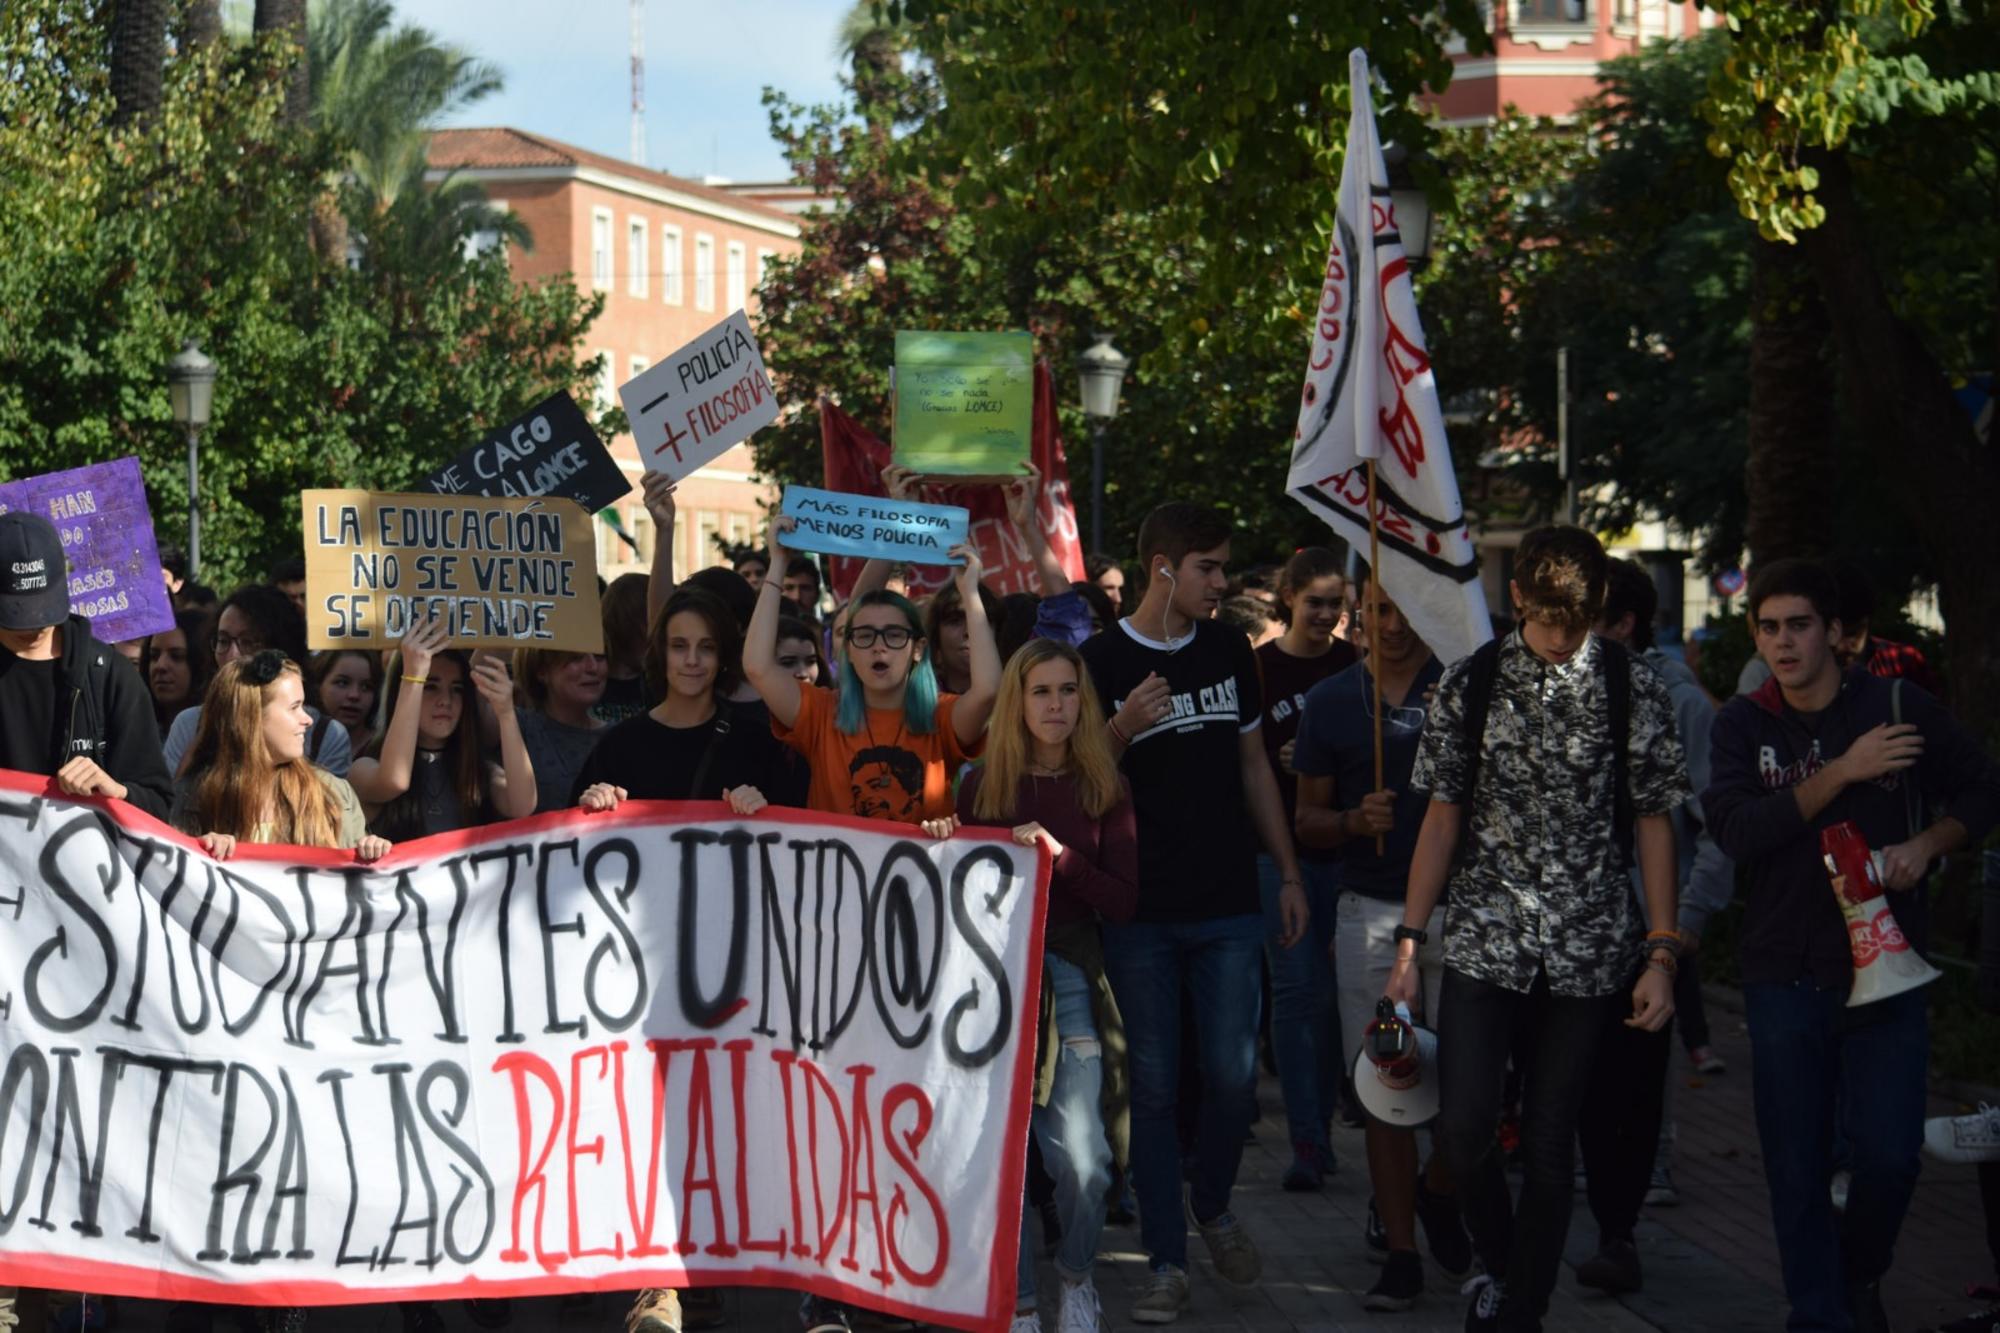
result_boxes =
[2,468,1999,1333]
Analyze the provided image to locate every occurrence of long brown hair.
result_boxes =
[180,653,344,847]
[972,639,1122,822]
[366,649,488,840]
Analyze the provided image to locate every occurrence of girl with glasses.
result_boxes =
[744,517,999,831]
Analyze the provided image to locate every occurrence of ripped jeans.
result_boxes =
[1017,953,1113,1304]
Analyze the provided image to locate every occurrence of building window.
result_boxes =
[626,217,648,298]
[590,208,613,291]
[662,226,683,304]
[1514,0,1590,22]
[726,242,748,311]
[693,510,722,571]
[630,354,649,382]
[463,198,509,262]
[755,247,776,289]
[694,234,716,311]
[593,350,614,414]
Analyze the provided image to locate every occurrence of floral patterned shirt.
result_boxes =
[1411,632,1692,997]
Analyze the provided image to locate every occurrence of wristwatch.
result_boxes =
[1392,924,1428,945]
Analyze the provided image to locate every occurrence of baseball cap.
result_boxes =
[0,512,73,631]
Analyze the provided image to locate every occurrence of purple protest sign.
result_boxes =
[0,457,175,645]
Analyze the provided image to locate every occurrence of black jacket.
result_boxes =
[1703,668,2000,987]
[50,615,175,820]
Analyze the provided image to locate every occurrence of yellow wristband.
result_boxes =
[402,674,428,685]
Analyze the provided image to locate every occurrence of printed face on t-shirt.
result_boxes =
[849,745,923,822]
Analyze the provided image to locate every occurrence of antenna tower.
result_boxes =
[629,0,646,165]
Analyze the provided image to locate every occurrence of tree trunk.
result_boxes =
[1800,151,2000,739]
[183,0,223,49]
[109,0,167,128]
[1743,235,1836,568]
[254,0,311,127]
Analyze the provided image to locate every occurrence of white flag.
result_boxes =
[1289,49,1491,666]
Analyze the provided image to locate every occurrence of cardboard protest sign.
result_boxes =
[892,331,1034,476]
[619,309,780,479]
[0,777,1047,1333]
[781,486,969,566]
[0,457,175,644]
[301,489,602,651]
[425,391,631,514]
[820,362,1085,600]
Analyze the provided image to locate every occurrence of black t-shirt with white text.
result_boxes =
[1080,618,1264,922]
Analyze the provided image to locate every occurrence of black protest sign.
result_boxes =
[426,391,632,514]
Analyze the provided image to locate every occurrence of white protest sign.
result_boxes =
[0,778,1047,1333]
[619,310,781,479]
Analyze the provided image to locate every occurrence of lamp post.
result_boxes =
[1076,332,1131,555]
[1381,141,1436,264]
[165,339,217,581]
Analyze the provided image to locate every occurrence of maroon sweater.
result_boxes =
[957,767,1140,928]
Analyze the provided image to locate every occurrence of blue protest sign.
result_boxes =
[780,486,969,565]
[0,457,174,645]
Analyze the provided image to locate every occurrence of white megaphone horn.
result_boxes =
[1822,820,1941,1008]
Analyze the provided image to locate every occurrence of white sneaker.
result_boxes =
[1057,1279,1105,1333]
[1925,1104,2000,1164]
[1008,1312,1042,1333]
[1129,1266,1189,1325]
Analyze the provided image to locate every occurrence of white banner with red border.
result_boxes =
[0,774,1047,1332]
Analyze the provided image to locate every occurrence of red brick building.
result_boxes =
[1434,0,1722,125]
[426,128,803,581]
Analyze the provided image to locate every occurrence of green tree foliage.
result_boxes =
[0,0,604,589]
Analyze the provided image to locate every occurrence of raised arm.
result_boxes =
[346,616,447,805]
[642,472,678,631]
[745,517,805,729]
[948,543,1002,747]
[474,654,537,818]
[1004,462,1073,599]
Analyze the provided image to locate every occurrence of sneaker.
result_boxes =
[628,1289,683,1333]
[1008,1313,1041,1333]
[1194,1210,1263,1286]
[1364,1196,1390,1264]
[1928,1302,2000,1333]
[681,1290,727,1330]
[1830,1168,1853,1214]
[1925,1104,2000,1164]
[1129,1267,1189,1325]
[1461,1274,1505,1333]
[1282,1141,1325,1193]
[1689,1045,1727,1074]
[1365,1251,1424,1313]
[1644,1165,1678,1207]
[1576,1239,1643,1294]
[1415,1181,1474,1281]
[1056,1279,1105,1333]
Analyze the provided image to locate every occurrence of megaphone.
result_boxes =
[1822,820,1941,1008]
[1351,998,1441,1128]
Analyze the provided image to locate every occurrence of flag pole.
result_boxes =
[1366,457,1385,855]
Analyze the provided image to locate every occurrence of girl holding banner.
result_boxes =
[955,638,1138,1333]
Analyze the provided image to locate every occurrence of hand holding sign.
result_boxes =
[399,614,450,681]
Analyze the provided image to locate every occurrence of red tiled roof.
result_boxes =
[426,127,798,227]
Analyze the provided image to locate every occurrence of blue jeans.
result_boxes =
[1744,979,1928,1332]
[1256,855,1342,1156]
[1017,954,1112,1304]
[1102,913,1264,1271]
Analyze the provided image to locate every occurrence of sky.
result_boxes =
[404,0,853,183]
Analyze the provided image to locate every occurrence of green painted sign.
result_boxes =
[892,331,1034,475]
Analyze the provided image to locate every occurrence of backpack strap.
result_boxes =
[307,713,332,764]
[1457,637,1505,809]
[687,701,734,801]
[1599,638,1635,866]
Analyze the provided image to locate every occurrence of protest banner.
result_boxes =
[0,457,175,644]
[820,362,1085,601]
[0,775,1048,1333]
[892,332,1034,476]
[301,490,603,652]
[425,391,632,515]
[620,310,780,480]
[781,487,970,567]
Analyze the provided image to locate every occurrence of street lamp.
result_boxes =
[165,339,217,580]
[1076,332,1131,555]
[1381,141,1435,263]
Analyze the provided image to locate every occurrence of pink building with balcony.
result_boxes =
[1432,0,1723,125]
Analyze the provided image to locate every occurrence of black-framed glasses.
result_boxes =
[845,625,913,650]
[242,649,289,686]
[213,631,265,655]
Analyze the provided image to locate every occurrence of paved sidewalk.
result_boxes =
[41,985,1997,1332]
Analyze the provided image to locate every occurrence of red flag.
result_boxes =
[817,360,1086,601]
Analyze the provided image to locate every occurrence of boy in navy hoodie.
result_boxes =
[1704,558,2000,1333]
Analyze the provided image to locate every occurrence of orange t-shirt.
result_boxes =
[772,686,983,824]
